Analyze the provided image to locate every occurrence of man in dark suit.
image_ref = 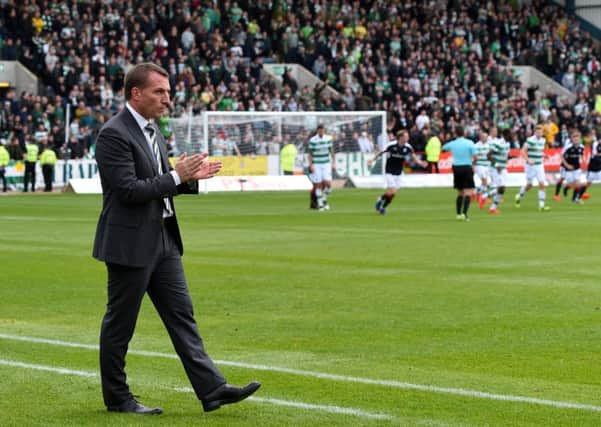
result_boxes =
[93,63,260,415]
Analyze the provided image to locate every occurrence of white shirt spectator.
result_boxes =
[61,26,75,39]
[341,87,355,110]
[538,105,551,121]
[45,47,59,71]
[313,56,326,77]
[100,83,114,107]
[286,98,298,111]
[574,99,589,118]
[34,128,48,144]
[70,121,80,139]
[561,65,576,91]
[92,47,106,65]
[470,40,483,59]
[415,111,430,130]
[358,132,374,153]
[181,28,195,51]
[408,75,422,95]
[211,135,227,156]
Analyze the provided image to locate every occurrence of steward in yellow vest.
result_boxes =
[40,145,57,192]
[23,141,39,192]
[280,142,297,175]
[0,142,9,192]
[425,130,442,173]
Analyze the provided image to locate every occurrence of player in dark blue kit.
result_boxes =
[562,130,585,204]
[372,130,426,215]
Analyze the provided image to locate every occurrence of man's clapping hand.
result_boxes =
[192,155,223,180]
[175,152,223,182]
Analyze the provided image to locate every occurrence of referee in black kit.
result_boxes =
[442,126,477,221]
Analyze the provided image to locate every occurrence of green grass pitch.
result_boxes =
[1,188,601,426]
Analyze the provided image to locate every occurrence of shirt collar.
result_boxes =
[126,102,153,132]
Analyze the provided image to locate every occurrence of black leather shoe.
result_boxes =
[202,381,261,412]
[107,398,163,415]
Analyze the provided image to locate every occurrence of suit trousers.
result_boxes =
[99,218,226,407]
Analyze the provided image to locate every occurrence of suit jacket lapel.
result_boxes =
[120,109,159,173]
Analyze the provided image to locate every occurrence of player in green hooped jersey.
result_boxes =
[487,127,512,214]
[307,124,334,211]
[514,124,551,211]
[474,130,491,209]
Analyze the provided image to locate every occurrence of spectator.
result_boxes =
[357,131,374,153]
[33,123,48,146]
[7,135,23,161]
[415,110,431,131]
[0,0,598,161]
[67,134,84,159]
[543,116,559,147]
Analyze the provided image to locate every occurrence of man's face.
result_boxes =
[535,127,543,138]
[571,133,581,145]
[132,71,171,119]
[317,128,325,137]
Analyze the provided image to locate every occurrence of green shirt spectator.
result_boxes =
[202,12,212,32]
[490,40,501,57]
[527,13,541,29]
[206,7,220,27]
[54,104,64,122]
[375,78,391,95]
[158,116,172,138]
[218,97,233,111]
[300,25,313,39]
[230,3,243,23]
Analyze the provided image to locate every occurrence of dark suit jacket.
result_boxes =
[93,108,197,267]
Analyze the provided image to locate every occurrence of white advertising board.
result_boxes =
[201,175,313,192]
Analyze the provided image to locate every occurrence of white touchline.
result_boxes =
[0,359,98,378]
[0,358,394,421]
[1,333,601,413]
[172,387,393,420]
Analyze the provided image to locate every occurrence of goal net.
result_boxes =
[169,111,388,177]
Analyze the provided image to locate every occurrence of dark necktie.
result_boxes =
[145,123,173,216]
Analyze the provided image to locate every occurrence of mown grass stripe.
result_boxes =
[0,358,394,420]
[1,333,601,412]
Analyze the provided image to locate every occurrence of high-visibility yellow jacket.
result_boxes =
[40,148,57,165]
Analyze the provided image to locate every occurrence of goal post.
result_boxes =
[168,111,388,184]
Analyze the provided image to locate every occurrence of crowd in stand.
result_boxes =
[0,0,600,160]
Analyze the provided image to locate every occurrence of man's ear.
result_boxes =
[131,87,140,101]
